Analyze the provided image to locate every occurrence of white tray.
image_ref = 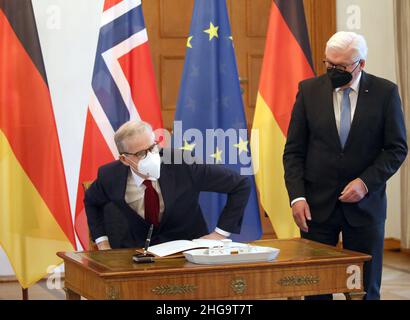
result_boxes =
[183,246,280,265]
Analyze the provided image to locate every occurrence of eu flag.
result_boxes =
[174,0,262,242]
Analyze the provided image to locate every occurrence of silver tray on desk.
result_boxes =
[183,246,280,265]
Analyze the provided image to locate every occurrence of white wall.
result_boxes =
[337,0,401,239]
[0,0,103,276]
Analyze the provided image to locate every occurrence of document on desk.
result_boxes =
[147,239,247,257]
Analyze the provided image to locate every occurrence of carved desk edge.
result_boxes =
[57,238,371,279]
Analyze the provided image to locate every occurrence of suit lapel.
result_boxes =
[343,72,372,149]
[320,75,342,151]
[158,164,175,226]
[115,161,177,227]
[112,162,129,202]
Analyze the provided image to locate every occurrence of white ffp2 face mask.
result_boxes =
[126,151,161,180]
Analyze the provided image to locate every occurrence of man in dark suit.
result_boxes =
[283,31,408,300]
[84,120,250,251]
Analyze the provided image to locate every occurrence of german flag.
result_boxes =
[251,0,315,238]
[0,0,75,288]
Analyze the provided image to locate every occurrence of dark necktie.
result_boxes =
[339,87,352,148]
[143,180,160,226]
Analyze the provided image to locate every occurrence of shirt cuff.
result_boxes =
[357,178,369,193]
[95,236,109,244]
[291,197,307,207]
[215,227,231,237]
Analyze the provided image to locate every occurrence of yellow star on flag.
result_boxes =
[204,22,219,41]
[210,147,223,163]
[179,139,196,152]
[233,137,249,155]
[228,36,233,41]
[187,36,193,48]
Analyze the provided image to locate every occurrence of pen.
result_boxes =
[143,224,154,256]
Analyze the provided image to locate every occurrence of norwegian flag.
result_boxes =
[74,0,163,249]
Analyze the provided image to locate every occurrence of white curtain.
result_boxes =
[394,0,410,250]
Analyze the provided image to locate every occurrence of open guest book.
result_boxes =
[141,239,247,257]
[135,239,280,264]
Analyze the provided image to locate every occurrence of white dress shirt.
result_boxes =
[291,72,367,207]
[95,169,230,244]
[333,72,361,135]
[125,170,165,220]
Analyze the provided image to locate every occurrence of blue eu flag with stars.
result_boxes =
[174,0,262,242]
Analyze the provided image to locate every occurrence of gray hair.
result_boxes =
[326,31,368,61]
[114,120,153,154]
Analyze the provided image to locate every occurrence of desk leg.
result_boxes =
[64,287,81,300]
[344,292,365,300]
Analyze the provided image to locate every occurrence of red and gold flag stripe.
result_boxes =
[0,1,75,288]
[251,0,315,238]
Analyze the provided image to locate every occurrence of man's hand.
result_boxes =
[339,178,368,203]
[199,231,227,240]
[291,200,311,233]
[97,240,111,250]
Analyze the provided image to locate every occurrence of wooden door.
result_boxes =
[142,0,336,237]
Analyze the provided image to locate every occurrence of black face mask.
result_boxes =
[327,62,361,89]
[327,68,353,89]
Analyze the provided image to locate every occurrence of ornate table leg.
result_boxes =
[64,287,81,300]
[344,292,366,300]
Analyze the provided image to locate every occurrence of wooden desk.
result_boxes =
[57,239,371,300]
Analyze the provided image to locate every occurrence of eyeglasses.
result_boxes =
[122,141,160,160]
[323,59,360,72]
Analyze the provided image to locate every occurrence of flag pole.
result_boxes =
[22,287,28,300]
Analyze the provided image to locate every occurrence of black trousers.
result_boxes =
[301,204,385,300]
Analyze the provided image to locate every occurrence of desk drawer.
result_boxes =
[104,263,364,299]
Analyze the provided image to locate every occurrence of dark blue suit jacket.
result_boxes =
[283,72,408,226]
[84,150,250,248]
